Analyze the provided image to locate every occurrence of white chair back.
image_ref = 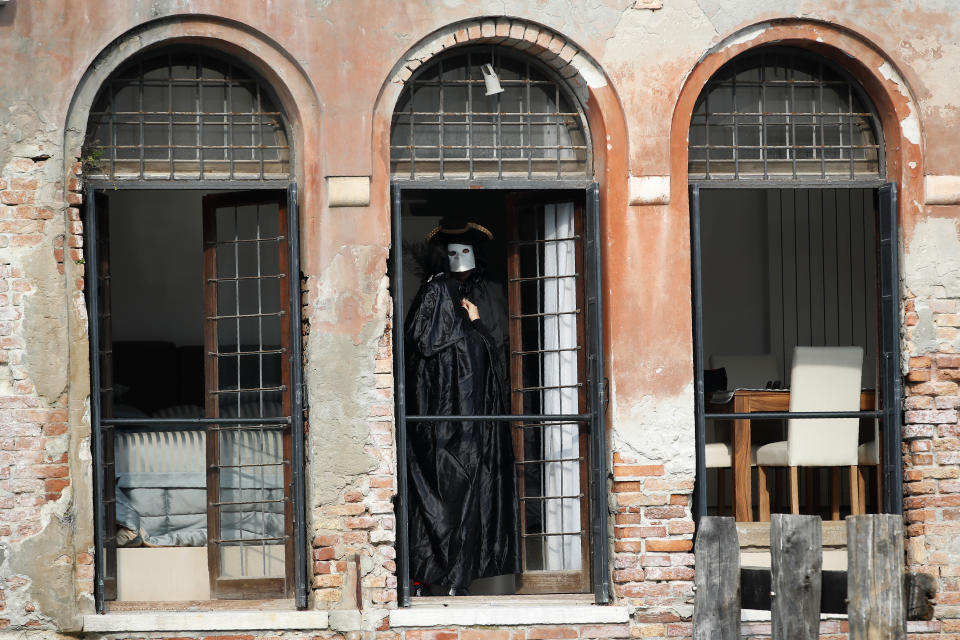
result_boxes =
[709,354,779,390]
[786,346,863,467]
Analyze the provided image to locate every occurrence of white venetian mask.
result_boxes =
[446,243,476,273]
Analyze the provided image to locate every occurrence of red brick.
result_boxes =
[645,539,693,552]
[645,566,695,581]
[937,354,960,369]
[613,568,646,582]
[580,625,630,639]
[313,547,335,561]
[613,464,664,478]
[462,630,511,640]
[644,506,687,519]
[313,534,339,546]
[405,630,457,640]
[526,627,579,640]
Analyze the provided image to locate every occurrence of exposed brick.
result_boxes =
[645,539,693,552]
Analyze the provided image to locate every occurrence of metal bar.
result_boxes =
[391,183,411,607]
[213,498,286,507]
[213,536,287,544]
[103,416,290,425]
[210,386,286,394]
[510,274,580,282]
[511,309,580,319]
[207,311,286,320]
[521,532,586,539]
[515,456,584,465]
[706,410,883,420]
[208,274,286,282]
[85,180,290,190]
[520,494,583,501]
[407,413,590,422]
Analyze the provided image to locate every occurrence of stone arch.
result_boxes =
[379,17,609,118]
[670,19,924,233]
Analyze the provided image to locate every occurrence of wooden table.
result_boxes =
[708,389,876,522]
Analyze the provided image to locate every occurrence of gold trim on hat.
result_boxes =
[425,221,494,243]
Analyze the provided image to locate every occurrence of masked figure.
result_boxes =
[404,219,521,595]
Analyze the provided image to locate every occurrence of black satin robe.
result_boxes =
[404,272,521,590]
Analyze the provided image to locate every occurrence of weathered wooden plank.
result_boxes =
[771,514,822,640]
[693,516,740,640]
[848,514,906,640]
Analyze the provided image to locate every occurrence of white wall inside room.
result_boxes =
[700,189,771,368]
[699,188,877,386]
[107,190,205,346]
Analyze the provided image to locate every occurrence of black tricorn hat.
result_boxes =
[425,216,494,245]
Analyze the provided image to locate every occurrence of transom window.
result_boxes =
[689,48,883,181]
[390,47,591,181]
[85,50,290,181]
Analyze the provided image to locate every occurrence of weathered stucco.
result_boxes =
[307,246,391,505]
[20,247,67,403]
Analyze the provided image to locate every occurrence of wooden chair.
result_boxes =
[705,354,776,515]
[755,346,864,520]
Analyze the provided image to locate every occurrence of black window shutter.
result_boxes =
[877,183,903,515]
[288,182,309,608]
[585,183,610,603]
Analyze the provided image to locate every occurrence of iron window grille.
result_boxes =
[689,48,884,181]
[390,47,591,181]
[85,50,290,182]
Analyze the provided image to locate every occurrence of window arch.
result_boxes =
[688,47,883,181]
[390,47,591,181]
[85,49,291,181]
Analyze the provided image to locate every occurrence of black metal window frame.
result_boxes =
[390,45,593,182]
[85,184,307,612]
[84,47,293,184]
[390,181,609,605]
[689,181,903,520]
[689,46,886,183]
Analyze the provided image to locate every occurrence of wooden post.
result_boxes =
[847,514,906,640]
[770,514,822,640]
[693,516,740,640]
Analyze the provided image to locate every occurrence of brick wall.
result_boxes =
[610,453,695,637]
[310,322,398,609]
[0,154,83,629]
[903,291,960,623]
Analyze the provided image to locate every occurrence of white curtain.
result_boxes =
[541,202,581,570]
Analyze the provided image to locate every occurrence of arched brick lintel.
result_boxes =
[670,19,925,238]
[379,16,609,114]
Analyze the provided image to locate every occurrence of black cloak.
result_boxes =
[404,271,521,591]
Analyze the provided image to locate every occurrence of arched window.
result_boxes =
[390,47,590,180]
[689,48,882,181]
[388,46,607,603]
[85,50,290,181]
[687,47,900,528]
[83,48,305,610]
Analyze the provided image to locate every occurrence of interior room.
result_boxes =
[102,189,287,600]
[397,188,590,596]
[699,187,880,522]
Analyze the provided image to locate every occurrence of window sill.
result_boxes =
[389,596,630,627]
[83,610,329,632]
